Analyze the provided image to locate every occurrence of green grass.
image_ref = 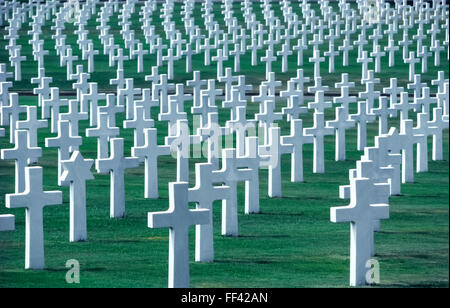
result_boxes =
[0,1,448,288]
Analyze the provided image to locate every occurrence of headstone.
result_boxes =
[42,87,68,134]
[124,105,154,149]
[213,137,260,236]
[259,127,293,198]
[16,105,48,158]
[189,163,232,262]
[330,176,389,286]
[372,97,397,135]
[61,151,94,242]
[148,182,209,288]
[327,106,355,161]
[45,120,82,185]
[59,99,89,137]
[131,128,171,199]
[350,101,376,151]
[6,166,63,269]
[96,138,139,218]
[281,119,313,182]
[165,119,201,182]
[304,112,334,173]
[1,130,42,193]
[0,92,26,144]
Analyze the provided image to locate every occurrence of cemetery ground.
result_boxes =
[0,1,449,288]
[0,95,448,288]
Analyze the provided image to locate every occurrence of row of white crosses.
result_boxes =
[0,65,449,285]
[332,100,449,286]
[0,59,448,280]
[0,0,449,288]
[4,0,448,89]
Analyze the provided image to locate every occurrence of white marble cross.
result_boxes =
[16,105,48,154]
[189,163,232,262]
[356,50,372,82]
[148,182,209,288]
[307,76,329,95]
[339,36,354,66]
[132,42,148,73]
[187,71,207,108]
[383,78,404,110]
[428,107,448,161]
[281,80,307,121]
[277,42,292,73]
[162,48,176,80]
[86,110,120,160]
[135,88,159,119]
[331,176,390,286]
[192,79,221,128]
[45,120,82,185]
[372,97,397,135]
[261,48,277,79]
[61,47,78,79]
[308,90,332,113]
[415,87,437,120]
[9,47,26,81]
[59,99,89,137]
[324,43,339,73]
[96,138,139,218]
[82,82,106,126]
[120,78,141,118]
[6,166,62,269]
[0,92,26,144]
[223,87,246,122]
[225,106,256,157]
[160,84,189,137]
[393,92,418,121]
[370,45,385,73]
[61,151,94,242]
[304,112,334,173]
[259,127,293,197]
[350,101,376,151]
[1,130,42,193]
[405,51,420,82]
[213,137,260,236]
[327,106,355,161]
[391,120,425,183]
[281,119,313,182]
[83,42,98,73]
[166,119,201,182]
[218,67,238,102]
[110,68,126,91]
[42,87,68,134]
[113,48,129,70]
[408,74,427,100]
[132,128,171,199]
[430,39,444,66]
[124,105,154,149]
[153,74,175,114]
[98,93,124,128]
